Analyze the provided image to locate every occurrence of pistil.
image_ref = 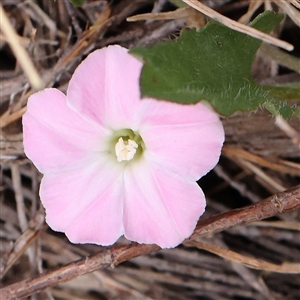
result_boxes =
[115,137,138,162]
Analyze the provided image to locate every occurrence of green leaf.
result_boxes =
[263,99,295,120]
[263,82,300,118]
[69,0,85,7]
[267,82,300,100]
[130,11,298,118]
[168,0,188,8]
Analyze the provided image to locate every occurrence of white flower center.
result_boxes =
[115,137,138,162]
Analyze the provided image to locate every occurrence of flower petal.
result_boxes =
[67,45,143,129]
[123,160,205,248]
[40,158,124,245]
[139,101,224,180]
[23,88,109,173]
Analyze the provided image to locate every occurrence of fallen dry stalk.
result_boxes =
[290,0,300,9]
[0,5,44,90]
[1,184,299,299]
[185,240,300,273]
[275,116,300,149]
[182,0,294,51]
[222,145,300,175]
[273,0,300,27]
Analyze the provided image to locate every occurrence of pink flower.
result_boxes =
[23,45,224,248]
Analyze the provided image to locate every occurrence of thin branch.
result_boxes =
[0,185,299,299]
[186,184,300,241]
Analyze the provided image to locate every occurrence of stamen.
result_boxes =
[115,137,138,162]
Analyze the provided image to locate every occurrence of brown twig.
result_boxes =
[186,184,300,241]
[0,185,299,299]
